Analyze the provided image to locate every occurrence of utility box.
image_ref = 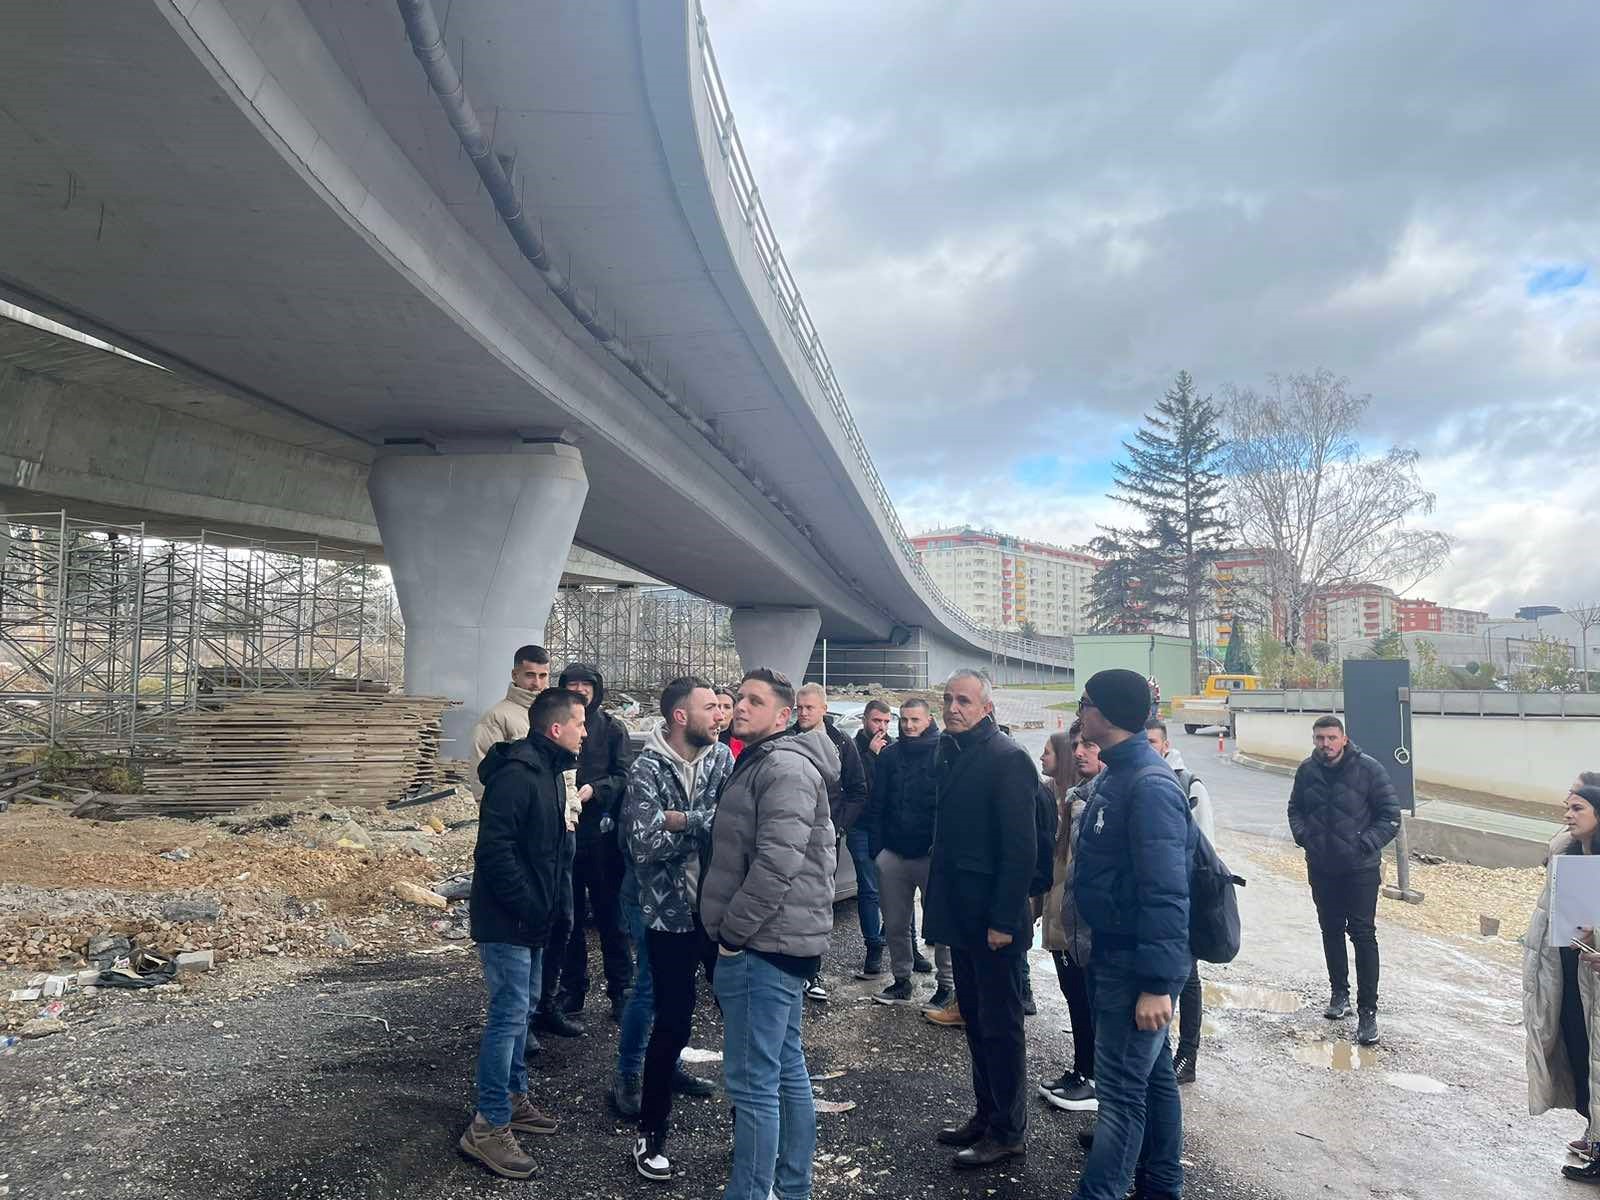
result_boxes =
[1342,658,1416,813]
[1073,634,1193,707]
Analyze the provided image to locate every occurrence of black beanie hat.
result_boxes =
[1082,668,1152,734]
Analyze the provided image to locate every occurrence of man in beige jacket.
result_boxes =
[472,645,552,766]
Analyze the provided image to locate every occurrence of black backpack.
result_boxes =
[1133,765,1245,964]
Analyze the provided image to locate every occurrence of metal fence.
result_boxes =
[1232,688,1600,718]
[542,587,742,694]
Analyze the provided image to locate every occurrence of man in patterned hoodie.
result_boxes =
[619,676,735,1181]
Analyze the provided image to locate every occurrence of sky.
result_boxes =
[700,0,1600,617]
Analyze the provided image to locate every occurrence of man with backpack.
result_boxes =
[1146,719,1213,1084]
[1071,671,1195,1200]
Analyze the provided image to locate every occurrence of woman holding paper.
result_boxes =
[1524,784,1600,1182]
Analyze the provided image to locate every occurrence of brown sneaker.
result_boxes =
[459,1113,535,1179]
[924,1001,966,1028]
[509,1092,557,1136]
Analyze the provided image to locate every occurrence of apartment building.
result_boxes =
[910,527,1101,637]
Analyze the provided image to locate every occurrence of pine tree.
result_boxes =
[1105,372,1232,690]
[1369,627,1406,660]
[1085,529,1153,634]
[1223,620,1254,674]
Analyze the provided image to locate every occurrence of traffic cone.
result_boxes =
[1217,730,1226,754]
[1057,715,1064,730]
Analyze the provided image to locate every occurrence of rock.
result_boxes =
[316,819,372,850]
[392,881,448,910]
[433,874,472,901]
[324,928,355,950]
[85,933,132,964]
[159,847,194,862]
[20,1017,66,1039]
[159,897,222,924]
[425,815,446,834]
[175,950,215,973]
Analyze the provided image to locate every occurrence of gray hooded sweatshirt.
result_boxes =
[700,727,839,966]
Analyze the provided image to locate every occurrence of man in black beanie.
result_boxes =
[1070,669,1195,1200]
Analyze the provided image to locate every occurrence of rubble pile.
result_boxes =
[0,783,482,1032]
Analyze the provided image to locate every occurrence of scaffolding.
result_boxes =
[543,587,741,692]
[0,512,400,750]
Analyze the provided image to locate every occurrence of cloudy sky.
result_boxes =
[701,0,1600,616]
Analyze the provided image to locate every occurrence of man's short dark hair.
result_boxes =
[901,697,930,714]
[863,699,892,718]
[1145,718,1168,737]
[514,644,551,668]
[661,675,712,721]
[714,684,737,701]
[741,667,795,709]
[529,686,585,734]
[1313,714,1345,732]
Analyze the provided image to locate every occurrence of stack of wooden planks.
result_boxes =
[135,688,456,814]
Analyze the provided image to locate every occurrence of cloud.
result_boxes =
[702,0,1600,614]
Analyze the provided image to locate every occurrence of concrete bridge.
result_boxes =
[0,0,1070,749]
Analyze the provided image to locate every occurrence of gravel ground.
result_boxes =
[0,906,1276,1200]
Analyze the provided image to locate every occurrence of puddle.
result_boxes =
[1291,1040,1380,1071]
[1203,981,1304,1013]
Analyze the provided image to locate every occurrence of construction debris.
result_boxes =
[133,688,457,815]
[393,881,448,910]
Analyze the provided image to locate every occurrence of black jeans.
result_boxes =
[1053,951,1095,1080]
[1176,960,1202,1058]
[952,947,1028,1145]
[537,909,571,1016]
[1308,865,1381,1011]
[639,922,716,1137]
[556,839,632,1007]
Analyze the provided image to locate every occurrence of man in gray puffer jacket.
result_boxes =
[701,668,838,1200]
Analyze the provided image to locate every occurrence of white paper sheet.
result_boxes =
[1549,852,1600,948]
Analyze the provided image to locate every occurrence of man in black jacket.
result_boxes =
[925,669,1038,1170]
[460,687,582,1179]
[1287,714,1401,1046]
[541,663,635,1031]
[864,699,952,1007]
[793,683,874,994]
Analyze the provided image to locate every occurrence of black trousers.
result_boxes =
[1052,951,1095,1080]
[556,839,632,1006]
[1308,866,1381,1011]
[1176,959,1201,1058]
[952,947,1028,1145]
[537,909,572,1016]
[1562,947,1592,1120]
[639,922,716,1137]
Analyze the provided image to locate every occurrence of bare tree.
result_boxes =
[1223,370,1452,648]
[1567,602,1600,692]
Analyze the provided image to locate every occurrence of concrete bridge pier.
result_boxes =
[730,606,822,694]
[368,442,589,756]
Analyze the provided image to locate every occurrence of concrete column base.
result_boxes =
[730,606,821,687]
[368,443,588,756]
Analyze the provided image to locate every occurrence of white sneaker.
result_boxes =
[634,1134,672,1181]
[804,976,829,1002]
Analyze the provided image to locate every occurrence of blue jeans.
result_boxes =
[1073,951,1182,1200]
[617,885,655,1079]
[714,951,815,1200]
[475,942,544,1127]
[846,827,883,950]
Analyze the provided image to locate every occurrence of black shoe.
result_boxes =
[1044,1075,1097,1113]
[535,1008,585,1038]
[1564,1157,1600,1183]
[633,1132,671,1182]
[912,950,934,975]
[855,944,886,979]
[1077,1125,1095,1151]
[926,983,955,1010]
[1356,1009,1380,1046]
[670,1063,716,1098]
[936,1114,987,1148]
[610,1072,642,1119]
[1324,989,1351,1020]
[1173,1050,1196,1084]
[1022,985,1037,1017]
[524,1030,542,1057]
[953,1137,1025,1170]
[1038,1068,1077,1098]
[559,993,584,1017]
[873,978,915,1005]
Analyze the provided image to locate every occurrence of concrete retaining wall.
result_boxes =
[1237,710,1595,806]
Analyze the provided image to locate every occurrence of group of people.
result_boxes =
[455,642,1449,1200]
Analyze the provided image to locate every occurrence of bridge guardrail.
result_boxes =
[692,6,1066,670]
[1232,689,1600,718]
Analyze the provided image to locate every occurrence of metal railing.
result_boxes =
[692,6,1066,669]
[1232,689,1600,718]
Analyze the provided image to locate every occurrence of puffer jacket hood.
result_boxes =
[557,662,606,712]
[699,727,839,960]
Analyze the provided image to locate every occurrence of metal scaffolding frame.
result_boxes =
[543,587,741,692]
[0,512,401,750]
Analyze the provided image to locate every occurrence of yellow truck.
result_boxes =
[1171,674,1263,736]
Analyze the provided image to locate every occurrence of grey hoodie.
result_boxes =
[700,727,839,962]
[1164,747,1216,842]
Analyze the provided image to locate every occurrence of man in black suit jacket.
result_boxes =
[923,668,1038,1170]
